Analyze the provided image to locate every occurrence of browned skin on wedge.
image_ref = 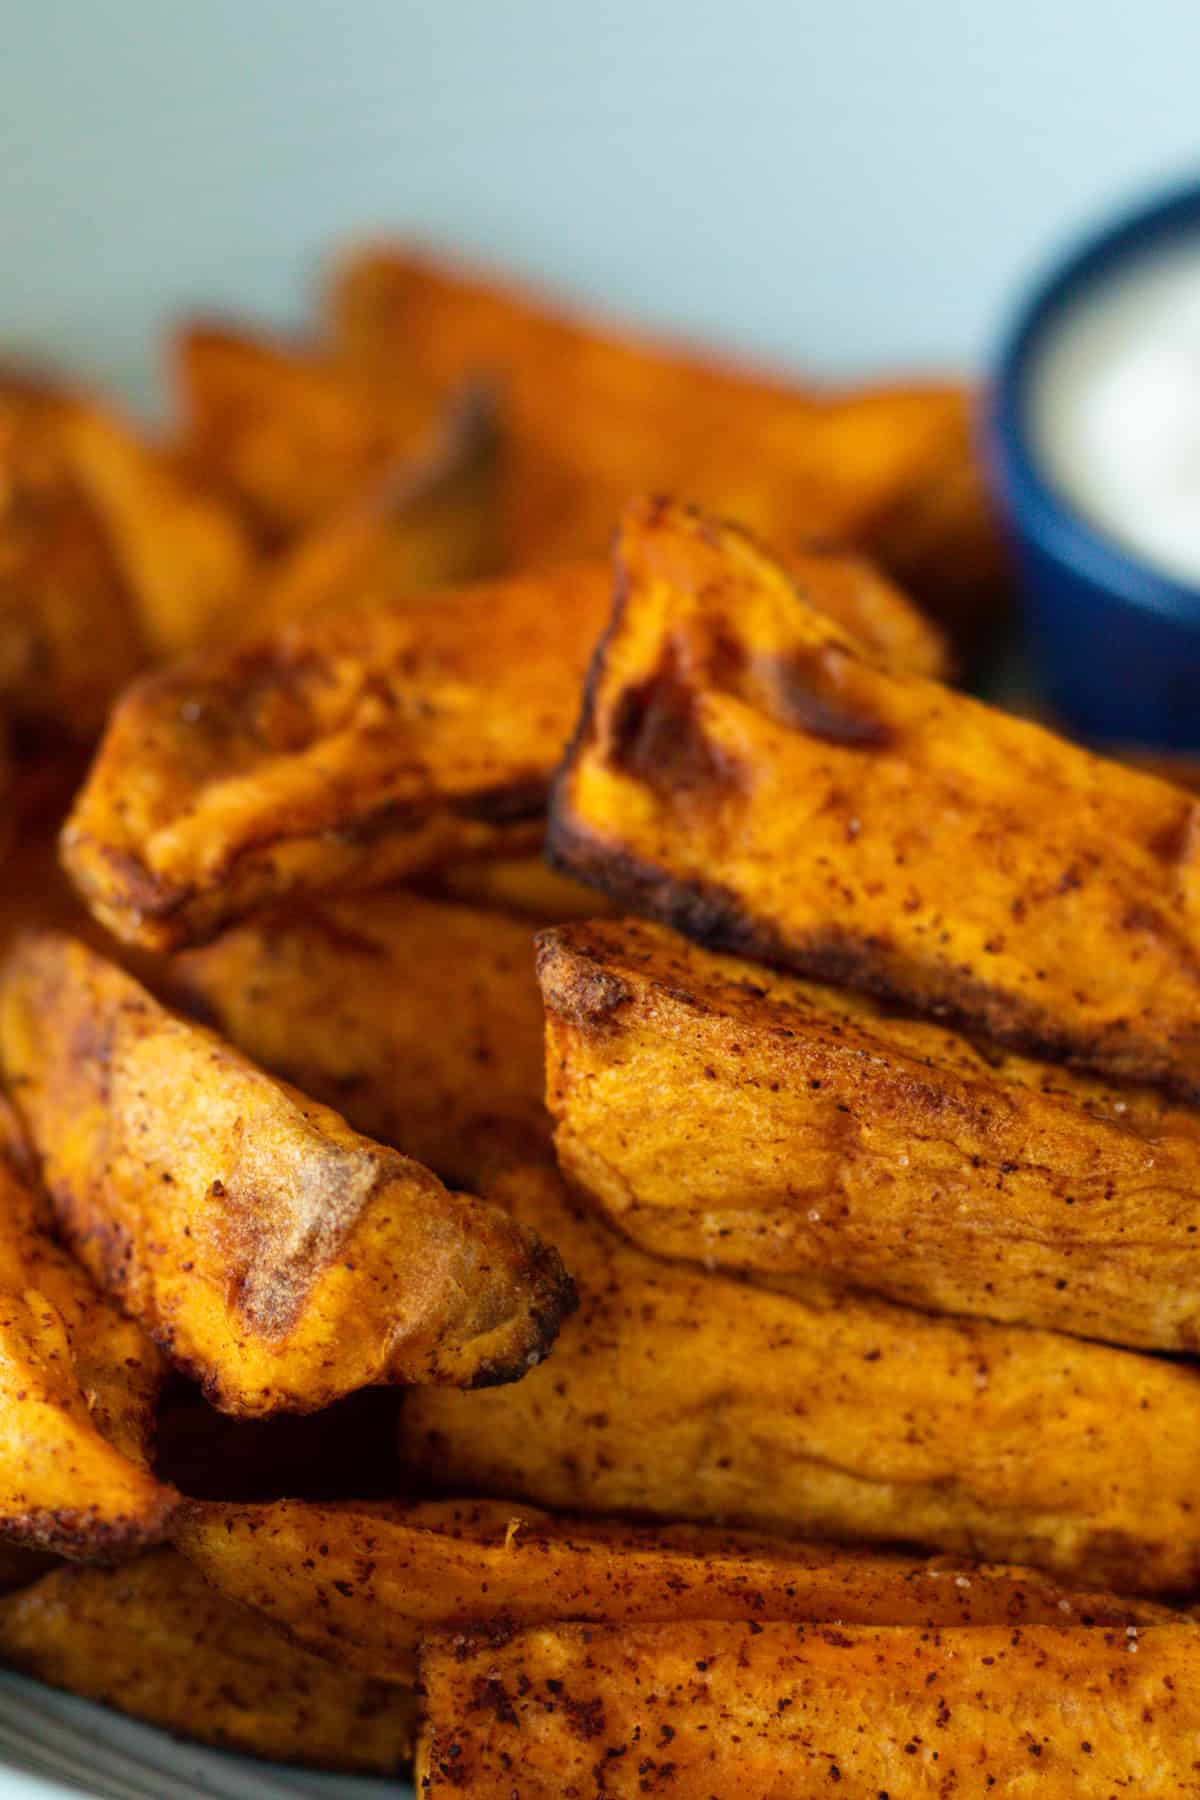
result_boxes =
[417,1618,1200,1797]
[0,1098,175,1559]
[327,243,1007,650]
[550,496,1200,1097]
[402,1164,1200,1594]
[539,918,1200,1351]
[170,891,550,1191]
[61,561,611,950]
[175,1495,1170,1685]
[0,935,574,1416]
[0,1550,416,1772]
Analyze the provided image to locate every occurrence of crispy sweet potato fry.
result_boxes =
[539,918,1200,1350]
[328,242,1006,647]
[0,1099,175,1558]
[176,1495,1169,1684]
[0,935,573,1416]
[171,319,442,542]
[61,560,610,950]
[402,1164,1200,1593]
[56,398,257,657]
[0,1550,416,1772]
[171,891,549,1189]
[550,497,1200,1096]
[417,1618,1200,1797]
[0,379,144,737]
[247,381,501,633]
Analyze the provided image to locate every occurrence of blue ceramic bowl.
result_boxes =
[987,176,1200,749]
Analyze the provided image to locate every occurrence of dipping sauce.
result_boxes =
[1028,238,1200,586]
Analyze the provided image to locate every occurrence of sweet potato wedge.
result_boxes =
[170,890,549,1189]
[0,1549,416,1772]
[175,1495,1168,1684]
[0,378,144,737]
[423,853,617,922]
[171,319,437,542]
[0,934,574,1416]
[401,1163,1200,1593]
[327,242,1005,649]
[56,397,257,657]
[539,917,1200,1350]
[550,496,1200,1097]
[417,1617,1200,1797]
[61,560,610,950]
[0,1099,175,1558]
[247,380,501,632]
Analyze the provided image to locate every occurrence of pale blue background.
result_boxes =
[3,0,1200,406]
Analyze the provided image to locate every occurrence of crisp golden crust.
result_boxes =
[327,242,1006,650]
[0,1549,416,1772]
[539,917,1200,1350]
[550,496,1200,1096]
[0,1104,176,1558]
[0,934,574,1416]
[61,561,610,950]
[175,1495,1169,1685]
[417,1618,1200,1797]
[170,891,550,1190]
[401,1164,1200,1593]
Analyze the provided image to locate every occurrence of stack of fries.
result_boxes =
[3,244,1198,1796]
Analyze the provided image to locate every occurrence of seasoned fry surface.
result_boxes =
[62,561,610,949]
[417,1618,1200,1797]
[176,1496,1168,1684]
[401,1164,1200,1592]
[550,497,1200,1095]
[0,1549,416,1772]
[0,1100,175,1558]
[172,891,549,1189]
[0,935,573,1415]
[328,244,1006,647]
[540,917,1200,1349]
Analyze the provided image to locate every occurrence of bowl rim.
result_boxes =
[987,170,1200,624]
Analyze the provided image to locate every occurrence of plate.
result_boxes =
[0,1671,414,1800]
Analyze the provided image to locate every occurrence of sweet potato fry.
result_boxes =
[171,891,549,1189]
[171,319,442,542]
[248,380,501,632]
[175,1495,1168,1684]
[539,917,1200,1350]
[56,397,257,656]
[417,1617,1200,1797]
[61,560,610,950]
[0,934,574,1416]
[0,1099,175,1558]
[401,1163,1200,1593]
[423,853,617,922]
[550,496,1200,1097]
[0,378,144,737]
[327,242,1006,648]
[0,1550,416,1772]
